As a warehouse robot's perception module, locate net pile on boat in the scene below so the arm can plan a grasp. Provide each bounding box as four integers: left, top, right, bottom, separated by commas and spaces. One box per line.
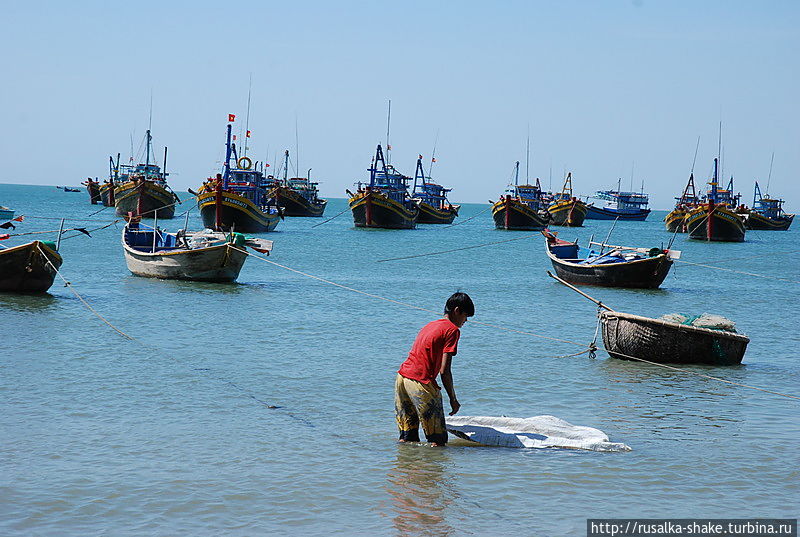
658, 313, 737, 332
444, 415, 631, 452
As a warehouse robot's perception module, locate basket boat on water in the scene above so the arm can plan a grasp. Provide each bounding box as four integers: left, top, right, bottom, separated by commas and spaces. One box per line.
600, 311, 749, 366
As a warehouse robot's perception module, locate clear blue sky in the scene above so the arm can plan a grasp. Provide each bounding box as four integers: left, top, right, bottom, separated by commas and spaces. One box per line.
1, 0, 797, 210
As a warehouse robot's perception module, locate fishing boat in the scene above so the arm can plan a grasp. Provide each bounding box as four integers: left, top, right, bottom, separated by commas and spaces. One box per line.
664, 173, 701, 232
197, 123, 282, 232
57, 186, 81, 193
0, 240, 63, 293
0, 206, 14, 221
741, 181, 794, 231
348, 144, 418, 229
585, 180, 650, 221
547, 271, 750, 366
83, 178, 102, 204
685, 158, 746, 242
547, 173, 587, 227
543, 230, 677, 288
122, 219, 272, 282
491, 162, 550, 230
599, 311, 749, 366
411, 156, 459, 224
271, 151, 327, 217
101, 134, 180, 218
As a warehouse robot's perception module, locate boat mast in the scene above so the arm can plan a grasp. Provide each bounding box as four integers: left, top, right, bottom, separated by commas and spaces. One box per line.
145, 94, 153, 178
223, 123, 233, 188
283, 150, 290, 183
427, 129, 439, 179
243, 74, 252, 158
514, 161, 520, 196
766, 152, 775, 196
385, 100, 392, 165
525, 127, 531, 183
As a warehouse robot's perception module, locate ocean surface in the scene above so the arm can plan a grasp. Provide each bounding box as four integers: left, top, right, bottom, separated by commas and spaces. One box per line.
1, 183, 798, 536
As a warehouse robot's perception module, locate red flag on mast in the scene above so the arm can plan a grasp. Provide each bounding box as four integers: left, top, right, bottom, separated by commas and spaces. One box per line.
228, 114, 236, 122
246, 130, 251, 138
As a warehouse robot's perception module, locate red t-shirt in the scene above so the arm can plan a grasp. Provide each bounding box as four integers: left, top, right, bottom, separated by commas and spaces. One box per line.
398, 318, 460, 384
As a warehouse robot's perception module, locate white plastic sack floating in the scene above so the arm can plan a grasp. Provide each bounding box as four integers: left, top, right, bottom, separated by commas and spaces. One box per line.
445, 415, 631, 452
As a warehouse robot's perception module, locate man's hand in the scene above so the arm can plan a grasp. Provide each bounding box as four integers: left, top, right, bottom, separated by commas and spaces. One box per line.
449, 398, 460, 416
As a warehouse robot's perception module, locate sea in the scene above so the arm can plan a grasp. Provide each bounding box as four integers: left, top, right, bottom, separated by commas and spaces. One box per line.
1, 183, 798, 536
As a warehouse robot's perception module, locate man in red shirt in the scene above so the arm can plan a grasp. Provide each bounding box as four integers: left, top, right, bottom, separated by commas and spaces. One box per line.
395, 292, 475, 447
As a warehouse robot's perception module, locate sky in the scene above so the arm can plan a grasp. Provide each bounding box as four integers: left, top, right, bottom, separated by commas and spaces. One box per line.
1, 0, 798, 210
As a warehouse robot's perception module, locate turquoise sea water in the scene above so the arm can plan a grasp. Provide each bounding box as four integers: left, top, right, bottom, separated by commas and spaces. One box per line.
1, 184, 798, 536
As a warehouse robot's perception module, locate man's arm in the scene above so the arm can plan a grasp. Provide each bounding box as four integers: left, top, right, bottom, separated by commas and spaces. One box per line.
439, 352, 460, 416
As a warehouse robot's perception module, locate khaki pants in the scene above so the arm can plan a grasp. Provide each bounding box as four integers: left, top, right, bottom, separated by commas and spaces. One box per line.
394, 374, 447, 444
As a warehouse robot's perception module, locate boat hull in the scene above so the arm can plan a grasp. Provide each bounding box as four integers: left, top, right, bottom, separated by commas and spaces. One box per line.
0, 208, 15, 220
745, 211, 794, 231
198, 190, 281, 232
122, 242, 247, 282
492, 199, 549, 230
600, 311, 749, 366
349, 191, 418, 229
585, 205, 650, 221
0, 241, 63, 293
416, 201, 459, 224
86, 183, 102, 204
548, 199, 587, 227
546, 242, 673, 289
114, 181, 178, 219
274, 187, 327, 217
664, 208, 688, 232
685, 205, 746, 242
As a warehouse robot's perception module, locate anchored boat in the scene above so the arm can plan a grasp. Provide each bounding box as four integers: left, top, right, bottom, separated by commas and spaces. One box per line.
544, 231, 677, 289
586, 180, 650, 221
197, 123, 282, 233
348, 144, 418, 229
0, 206, 15, 221
547, 173, 587, 227
271, 150, 327, 217
491, 162, 550, 230
685, 158, 746, 242
83, 178, 102, 204
664, 173, 701, 233
411, 156, 459, 224
741, 181, 794, 231
0, 240, 62, 293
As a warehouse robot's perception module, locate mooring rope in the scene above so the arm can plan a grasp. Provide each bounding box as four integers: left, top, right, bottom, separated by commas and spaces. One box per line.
376, 234, 538, 263
442, 204, 493, 228
675, 259, 800, 284
22, 215, 118, 222
60, 220, 121, 241
311, 205, 351, 228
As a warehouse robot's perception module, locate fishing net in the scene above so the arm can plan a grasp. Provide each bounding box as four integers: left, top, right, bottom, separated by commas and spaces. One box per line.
659, 313, 737, 332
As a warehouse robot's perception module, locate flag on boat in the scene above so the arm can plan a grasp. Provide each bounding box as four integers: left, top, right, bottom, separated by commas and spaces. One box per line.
13, 215, 24, 222
387, 144, 391, 150
432, 157, 437, 162
0, 222, 15, 230
418, 154, 423, 159
265, 163, 270, 167
228, 114, 236, 122
0, 234, 9, 240
246, 130, 251, 138
233, 135, 237, 141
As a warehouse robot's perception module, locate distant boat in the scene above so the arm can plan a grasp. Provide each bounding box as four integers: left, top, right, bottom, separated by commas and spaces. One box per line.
664, 173, 701, 233
57, 186, 81, 193
197, 122, 282, 232
101, 132, 180, 218
491, 161, 550, 230
121, 219, 272, 282
741, 181, 794, 231
685, 158, 746, 242
348, 144, 418, 229
411, 156, 459, 224
271, 150, 328, 217
543, 231, 676, 289
0, 240, 62, 293
547, 173, 587, 227
0, 206, 14, 221
585, 180, 650, 221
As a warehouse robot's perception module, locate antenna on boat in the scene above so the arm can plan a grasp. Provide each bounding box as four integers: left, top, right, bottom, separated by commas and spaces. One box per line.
283, 150, 290, 183
690, 135, 700, 173
526, 125, 531, 183
146, 93, 153, 178
295, 114, 300, 178
56, 218, 65, 251
163, 147, 168, 179
428, 129, 439, 179
385, 100, 392, 165
766, 152, 775, 196
629, 162, 634, 192
243, 74, 252, 158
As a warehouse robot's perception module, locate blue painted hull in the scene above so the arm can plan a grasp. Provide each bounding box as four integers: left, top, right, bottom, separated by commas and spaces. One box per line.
585, 205, 650, 221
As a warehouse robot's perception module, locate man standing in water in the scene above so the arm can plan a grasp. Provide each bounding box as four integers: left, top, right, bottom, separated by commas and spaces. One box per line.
394, 292, 475, 447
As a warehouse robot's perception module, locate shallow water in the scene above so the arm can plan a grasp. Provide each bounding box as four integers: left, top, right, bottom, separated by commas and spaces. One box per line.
1, 184, 798, 536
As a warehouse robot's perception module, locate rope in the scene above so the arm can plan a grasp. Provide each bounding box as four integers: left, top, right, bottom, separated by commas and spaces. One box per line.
376, 234, 538, 263
86, 205, 110, 217
35, 244, 138, 342
61, 220, 121, 241
675, 259, 800, 284
311, 205, 351, 228
22, 215, 118, 222
442, 204, 492, 228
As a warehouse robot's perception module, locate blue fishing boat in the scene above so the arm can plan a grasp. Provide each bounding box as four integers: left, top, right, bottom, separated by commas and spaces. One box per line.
585, 180, 650, 221
742, 181, 794, 231
0, 206, 14, 221
348, 144, 418, 229
197, 122, 281, 232
411, 156, 459, 224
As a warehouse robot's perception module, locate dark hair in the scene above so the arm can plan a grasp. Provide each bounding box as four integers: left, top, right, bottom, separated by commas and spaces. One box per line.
444, 292, 474, 317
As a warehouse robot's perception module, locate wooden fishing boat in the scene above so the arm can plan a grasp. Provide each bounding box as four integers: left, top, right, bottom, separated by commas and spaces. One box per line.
740, 181, 794, 231
548, 173, 587, 227
664, 172, 700, 233
491, 162, 550, 230
685, 158, 746, 242
600, 310, 749, 366
0, 206, 14, 221
348, 144, 418, 229
271, 151, 327, 217
197, 123, 281, 232
57, 186, 81, 193
0, 240, 62, 293
544, 231, 677, 288
411, 156, 459, 224
122, 220, 271, 282
83, 178, 102, 204
585, 180, 650, 221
